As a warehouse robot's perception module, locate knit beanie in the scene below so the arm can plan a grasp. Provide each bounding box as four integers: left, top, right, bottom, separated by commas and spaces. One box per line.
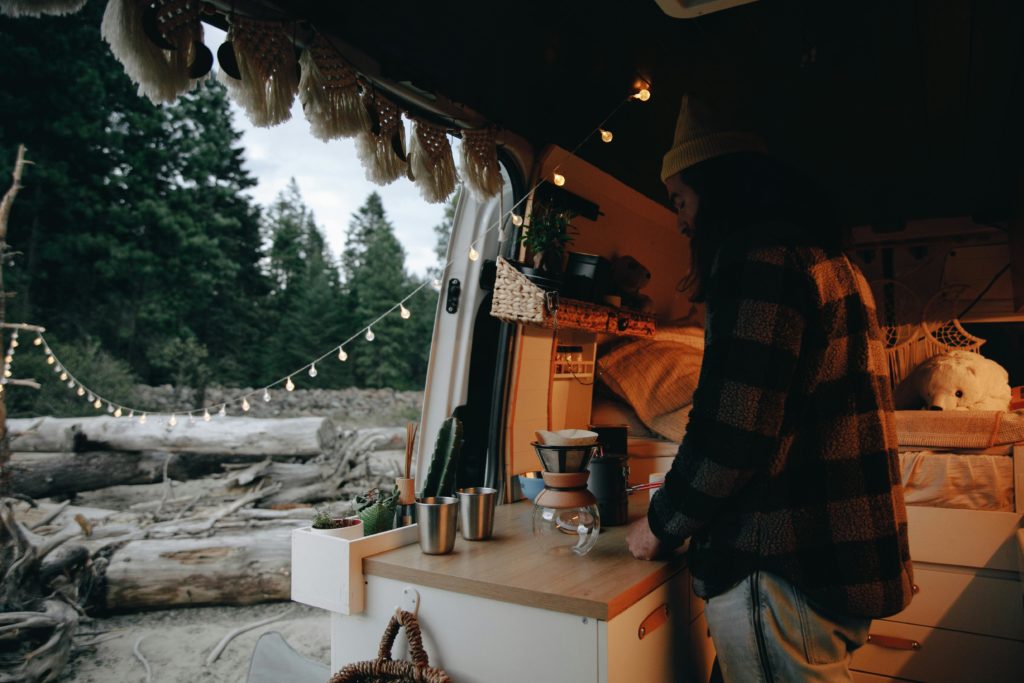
660, 94, 766, 182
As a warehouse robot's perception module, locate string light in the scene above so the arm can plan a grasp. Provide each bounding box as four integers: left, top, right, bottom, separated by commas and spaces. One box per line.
308, 362, 317, 378
114, 407, 123, 417
431, 278, 442, 292
46, 355, 55, 365
285, 376, 295, 391
552, 172, 566, 186
218, 405, 226, 417
169, 414, 177, 426
633, 87, 651, 101
87, 393, 94, 402
76, 387, 85, 397
511, 213, 523, 227
468, 246, 480, 261
400, 303, 411, 319
33, 336, 42, 346
203, 409, 211, 422
67, 380, 75, 388
59, 372, 68, 381
337, 346, 348, 362
93, 398, 102, 409
139, 413, 147, 424
106, 402, 114, 413
188, 414, 196, 425
242, 397, 251, 412
128, 410, 134, 420
365, 327, 375, 342
4, 355, 11, 364
263, 388, 271, 402
600, 129, 613, 143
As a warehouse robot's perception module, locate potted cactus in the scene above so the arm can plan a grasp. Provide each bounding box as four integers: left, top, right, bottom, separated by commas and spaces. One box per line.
310, 504, 363, 539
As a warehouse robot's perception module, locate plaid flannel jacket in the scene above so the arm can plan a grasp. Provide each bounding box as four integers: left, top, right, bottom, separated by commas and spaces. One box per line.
648, 238, 914, 619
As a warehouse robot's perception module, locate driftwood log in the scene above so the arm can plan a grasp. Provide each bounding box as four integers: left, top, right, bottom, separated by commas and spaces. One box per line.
103, 527, 292, 611
6, 416, 336, 455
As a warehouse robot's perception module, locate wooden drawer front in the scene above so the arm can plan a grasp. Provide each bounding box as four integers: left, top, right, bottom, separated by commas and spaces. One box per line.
891, 566, 1023, 640
851, 620, 1024, 683
906, 505, 1022, 572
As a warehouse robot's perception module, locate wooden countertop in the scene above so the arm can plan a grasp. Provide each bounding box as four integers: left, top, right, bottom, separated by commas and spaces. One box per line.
363, 500, 685, 620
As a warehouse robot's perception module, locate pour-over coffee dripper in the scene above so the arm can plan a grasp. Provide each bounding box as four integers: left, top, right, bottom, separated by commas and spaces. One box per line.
530, 440, 602, 556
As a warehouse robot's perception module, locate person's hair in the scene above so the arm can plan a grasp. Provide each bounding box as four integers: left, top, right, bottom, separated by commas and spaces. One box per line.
676, 152, 842, 302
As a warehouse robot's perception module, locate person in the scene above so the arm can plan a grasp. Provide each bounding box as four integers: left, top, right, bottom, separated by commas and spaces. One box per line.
626, 95, 914, 682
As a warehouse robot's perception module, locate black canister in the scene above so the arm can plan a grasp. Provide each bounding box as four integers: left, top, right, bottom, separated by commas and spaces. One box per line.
588, 424, 628, 456
587, 454, 629, 526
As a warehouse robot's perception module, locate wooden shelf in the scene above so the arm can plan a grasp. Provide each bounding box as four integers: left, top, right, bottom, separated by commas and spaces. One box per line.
539, 297, 656, 338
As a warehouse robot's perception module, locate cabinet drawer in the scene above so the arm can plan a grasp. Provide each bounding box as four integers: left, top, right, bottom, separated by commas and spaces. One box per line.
851, 620, 1024, 683
890, 565, 1023, 640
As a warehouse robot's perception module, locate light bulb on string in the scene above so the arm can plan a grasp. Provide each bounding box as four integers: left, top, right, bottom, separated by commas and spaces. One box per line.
67, 380, 75, 388
4, 355, 11, 363
33, 336, 42, 346
114, 407, 122, 418
3, 370, 10, 378
203, 409, 211, 422
188, 414, 195, 425
365, 327, 375, 342
553, 172, 566, 187
337, 346, 348, 362
87, 393, 94, 402
106, 402, 114, 413
600, 129, 614, 143
285, 376, 295, 392
46, 355, 55, 365
169, 414, 177, 427
93, 398, 102, 409
77, 387, 85, 397
54, 364, 62, 374
511, 213, 523, 227
242, 397, 251, 412
633, 87, 651, 101
431, 278, 442, 292
468, 246, 480, 261
263, 388, 271, 402
308, 363, 317, 378
218, 405, 226, 417
400, 303, 411, 319
139, 413, 147, 424
128, 410, 134, 420
11, 340, 18, 349
59, 372, 68, 381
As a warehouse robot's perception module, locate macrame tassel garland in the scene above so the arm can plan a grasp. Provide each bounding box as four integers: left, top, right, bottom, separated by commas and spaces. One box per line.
460, 127, 503, 200
0, 0, 87, 17
409, 120, 458, 203
299, 35, 369, 140
217, 16, 299, 127
356, 93, 407, 185
101, 0, 206, 104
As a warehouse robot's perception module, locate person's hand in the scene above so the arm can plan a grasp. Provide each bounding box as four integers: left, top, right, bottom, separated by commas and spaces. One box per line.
626, 517, 666, 560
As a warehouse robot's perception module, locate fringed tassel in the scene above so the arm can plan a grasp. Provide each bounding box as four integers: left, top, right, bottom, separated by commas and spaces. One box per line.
217, 16, 298, 127
299, 35, 369, 140
0, 0, 87, 17
355, 93, 407, 185
409, 120, 458, 203
460, 127, 503, 201
101, 0, 205, 104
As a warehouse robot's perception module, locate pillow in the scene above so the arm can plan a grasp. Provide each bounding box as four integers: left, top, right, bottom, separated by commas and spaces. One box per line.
590, 396, 661, 440
597, 336, 703, 442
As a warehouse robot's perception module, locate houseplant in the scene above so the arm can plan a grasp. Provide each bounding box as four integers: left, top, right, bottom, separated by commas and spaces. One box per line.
520, 201, 574, 277
310, 504, 364, 539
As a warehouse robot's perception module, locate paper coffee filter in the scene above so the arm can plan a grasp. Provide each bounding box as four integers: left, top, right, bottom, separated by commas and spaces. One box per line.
534, 429, 599, 446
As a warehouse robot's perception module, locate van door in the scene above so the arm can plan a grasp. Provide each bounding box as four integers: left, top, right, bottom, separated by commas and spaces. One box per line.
416, 162, 522, 494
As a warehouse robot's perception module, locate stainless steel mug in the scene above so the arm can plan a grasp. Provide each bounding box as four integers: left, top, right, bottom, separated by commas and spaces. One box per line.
415, 496, 458, 554
457, 487, 497, 541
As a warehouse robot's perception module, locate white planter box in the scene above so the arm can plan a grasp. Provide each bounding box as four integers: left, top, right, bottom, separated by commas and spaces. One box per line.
291, 524, 418, 614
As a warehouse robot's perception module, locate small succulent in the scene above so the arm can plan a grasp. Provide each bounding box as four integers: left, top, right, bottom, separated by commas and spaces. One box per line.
311, 504, 337, 529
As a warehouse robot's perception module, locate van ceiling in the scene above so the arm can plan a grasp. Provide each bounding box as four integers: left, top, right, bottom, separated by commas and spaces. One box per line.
262, 0, 1023, 230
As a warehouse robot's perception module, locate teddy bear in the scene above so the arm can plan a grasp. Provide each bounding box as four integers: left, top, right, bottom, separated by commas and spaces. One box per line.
609, 255, 653, 312
894, 350, 1011, 411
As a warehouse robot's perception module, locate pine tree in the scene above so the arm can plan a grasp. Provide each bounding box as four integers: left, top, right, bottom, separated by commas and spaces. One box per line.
342, 193, 423, 389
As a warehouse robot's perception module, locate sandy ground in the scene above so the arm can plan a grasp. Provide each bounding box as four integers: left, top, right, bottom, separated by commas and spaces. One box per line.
61, 602, 331, 683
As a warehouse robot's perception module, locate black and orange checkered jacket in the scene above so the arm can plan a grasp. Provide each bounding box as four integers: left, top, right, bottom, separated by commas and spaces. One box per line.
648, 239, 914, 619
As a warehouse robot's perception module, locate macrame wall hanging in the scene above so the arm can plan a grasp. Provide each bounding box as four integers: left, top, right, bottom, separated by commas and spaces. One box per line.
460, 127, 503, 201
0, 0, 87, 17
298, 34, 370, 141
356, 92, 407, 184
217, 15, 299, 127
874, 281, 986, 388
409, 120, 458, 203
101, 0, 209, 104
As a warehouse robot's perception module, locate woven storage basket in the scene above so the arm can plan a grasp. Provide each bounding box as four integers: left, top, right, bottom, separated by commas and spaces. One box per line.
329, 609, 452, 683
491, 257, 655, 337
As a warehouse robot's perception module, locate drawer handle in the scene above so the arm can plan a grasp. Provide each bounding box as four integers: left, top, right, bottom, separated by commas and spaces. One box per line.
912, 583, 920, 594
638, 604, 670, 640
867, 633, 921, 650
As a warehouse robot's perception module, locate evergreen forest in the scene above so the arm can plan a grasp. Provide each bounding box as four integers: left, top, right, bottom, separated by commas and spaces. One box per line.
0, 5, 452, 416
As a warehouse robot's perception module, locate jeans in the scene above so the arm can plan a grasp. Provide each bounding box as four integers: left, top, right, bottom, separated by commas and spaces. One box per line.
704, 571, 870, 683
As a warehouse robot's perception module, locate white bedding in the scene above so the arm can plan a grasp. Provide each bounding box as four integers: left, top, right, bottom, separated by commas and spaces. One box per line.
900, 450, 1015, 512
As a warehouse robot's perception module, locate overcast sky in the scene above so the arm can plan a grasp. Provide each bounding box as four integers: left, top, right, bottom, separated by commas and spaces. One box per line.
205, 27, 446, 276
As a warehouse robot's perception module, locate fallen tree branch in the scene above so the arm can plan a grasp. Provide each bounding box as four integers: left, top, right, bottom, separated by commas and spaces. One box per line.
204, 605, 296, 666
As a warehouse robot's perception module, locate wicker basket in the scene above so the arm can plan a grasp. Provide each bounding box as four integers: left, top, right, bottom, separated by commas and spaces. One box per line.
490, 257, 655, 337
329, 609, 452, 683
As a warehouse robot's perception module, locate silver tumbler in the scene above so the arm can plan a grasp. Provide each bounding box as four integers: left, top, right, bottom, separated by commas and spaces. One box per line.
457, 487, 497, 541
415, 496, 458, 555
